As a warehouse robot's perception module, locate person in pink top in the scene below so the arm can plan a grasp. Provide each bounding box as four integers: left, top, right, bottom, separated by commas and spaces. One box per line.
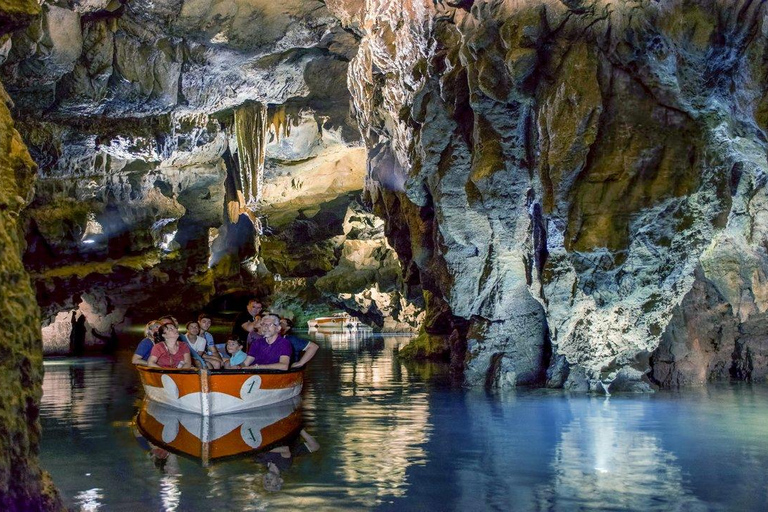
148, 324, 192, 369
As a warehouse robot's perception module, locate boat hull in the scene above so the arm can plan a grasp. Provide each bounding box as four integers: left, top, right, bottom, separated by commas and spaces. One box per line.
308, 314, 361, 330
136, 366, 303, 416
136, 396, 303, 464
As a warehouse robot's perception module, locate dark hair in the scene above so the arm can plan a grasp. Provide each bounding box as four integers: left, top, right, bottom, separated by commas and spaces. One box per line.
185, 320, 200, 331
281, 317, 294, 330
155, 323, 177, 343
226, 336, 244, 355
198, 313, 212, 322
158, 315, 178, 327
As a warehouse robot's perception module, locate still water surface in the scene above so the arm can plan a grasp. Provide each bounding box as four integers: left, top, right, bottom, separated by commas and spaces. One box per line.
41, 332, 768, 511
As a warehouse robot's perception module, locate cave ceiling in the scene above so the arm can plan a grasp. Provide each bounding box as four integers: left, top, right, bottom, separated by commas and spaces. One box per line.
0, 0, 419, 343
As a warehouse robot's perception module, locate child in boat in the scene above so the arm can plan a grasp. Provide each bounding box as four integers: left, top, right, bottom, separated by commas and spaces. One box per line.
222, 337, 247, 368
186, 320, 221, 369
199, 313, 226, 364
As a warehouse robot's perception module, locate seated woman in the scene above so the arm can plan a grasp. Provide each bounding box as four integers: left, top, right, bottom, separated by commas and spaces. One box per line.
147, 324, 192, 369
185, 320, 221, 369
222, 337, 247, 368
132, 320, 161, 366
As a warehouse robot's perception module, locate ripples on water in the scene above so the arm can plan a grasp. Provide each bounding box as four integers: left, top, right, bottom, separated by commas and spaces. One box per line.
40, 332, 768, 511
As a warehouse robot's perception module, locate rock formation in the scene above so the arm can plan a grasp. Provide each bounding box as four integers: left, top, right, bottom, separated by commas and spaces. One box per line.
4, 0, 768, 391
328, 0, 768, 390
0, 2, 63, 509
1, 0, 420, 353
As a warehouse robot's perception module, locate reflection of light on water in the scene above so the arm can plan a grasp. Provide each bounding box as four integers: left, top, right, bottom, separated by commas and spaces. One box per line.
328, 335, 430, 507
74, 488, 104, 511
542, 398, 706, 511
41, 363, 113, 430
160, 475, 181, 511
310, 329, 373, 350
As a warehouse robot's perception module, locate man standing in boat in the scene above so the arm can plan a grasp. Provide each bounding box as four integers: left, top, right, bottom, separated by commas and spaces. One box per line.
235, 313, 292, 370
232, 298, 263, 343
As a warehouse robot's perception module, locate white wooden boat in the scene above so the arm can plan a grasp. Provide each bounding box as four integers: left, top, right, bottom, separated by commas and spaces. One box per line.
136, 366, 303, 416
307, 312, 361, 330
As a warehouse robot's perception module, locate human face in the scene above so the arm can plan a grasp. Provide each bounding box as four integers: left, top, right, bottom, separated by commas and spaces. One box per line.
199, 318, 211, 331
147, 322, 161, 337
259, 316, 280, 338
226, 339, 242, 355
187, 322, 200, 335
279, 318, 289, 334
248, 301, 263, 316
162, 324, 179, 341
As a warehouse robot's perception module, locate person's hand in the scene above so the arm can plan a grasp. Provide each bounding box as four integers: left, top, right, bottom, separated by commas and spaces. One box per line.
291, 362, 304, 369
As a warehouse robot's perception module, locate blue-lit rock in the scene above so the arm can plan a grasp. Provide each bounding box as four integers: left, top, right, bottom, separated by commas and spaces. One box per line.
330, 0, 768, 389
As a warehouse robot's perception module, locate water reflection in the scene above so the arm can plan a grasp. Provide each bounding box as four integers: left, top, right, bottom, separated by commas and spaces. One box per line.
305, 333, 430, 508
540, 397, 706, 511
39, 342, 768, 511
136, 397, 303, 465
309, 328, 373, 350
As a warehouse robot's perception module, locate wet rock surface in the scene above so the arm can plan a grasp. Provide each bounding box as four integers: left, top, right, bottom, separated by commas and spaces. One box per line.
4, 0, 768, 391
0, 1, 63, 505
328, 0, 768, 389
1, 0, 420, 354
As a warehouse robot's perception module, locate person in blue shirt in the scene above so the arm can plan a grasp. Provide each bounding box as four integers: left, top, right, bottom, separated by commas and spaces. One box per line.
222, 337, 248, 368
198, 313, 224, 368
280, 317, 319, 369
132, 320, 162, 365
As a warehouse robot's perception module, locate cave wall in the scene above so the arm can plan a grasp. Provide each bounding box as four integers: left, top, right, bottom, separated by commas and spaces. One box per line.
328, 0, 768, 389
0, 2, 63, 508
1, 0, 421, 352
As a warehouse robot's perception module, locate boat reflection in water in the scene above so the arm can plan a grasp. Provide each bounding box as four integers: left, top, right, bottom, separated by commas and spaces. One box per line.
309, 327, 373, 350
136, 396, 303, 466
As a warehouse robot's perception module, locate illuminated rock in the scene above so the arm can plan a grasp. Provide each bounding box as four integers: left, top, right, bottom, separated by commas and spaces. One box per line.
330, 0, 768, 388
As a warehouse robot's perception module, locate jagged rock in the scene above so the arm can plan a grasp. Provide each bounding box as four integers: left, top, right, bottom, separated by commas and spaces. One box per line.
327, 0, 768, 388
0, 67, 63, 508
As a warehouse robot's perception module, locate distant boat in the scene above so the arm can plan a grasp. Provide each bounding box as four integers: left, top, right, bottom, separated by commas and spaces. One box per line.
136, 396, 302, 465
307, 312, 362, 330
135, 366, 303, 416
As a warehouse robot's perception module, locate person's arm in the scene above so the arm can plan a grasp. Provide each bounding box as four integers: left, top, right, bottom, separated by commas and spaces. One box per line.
181, 352, 192, 369
203, 342, 223, 364
252, 355, 290, 371
147, 355, 160, 368
291, 341, 319, 368
132, 353, 148, 366
299, 429, 320, 452
233, 355, 255, 369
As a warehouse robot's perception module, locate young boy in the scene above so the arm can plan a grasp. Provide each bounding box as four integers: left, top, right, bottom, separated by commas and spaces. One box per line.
198, 313, 223, 368
222, 337, 247, 368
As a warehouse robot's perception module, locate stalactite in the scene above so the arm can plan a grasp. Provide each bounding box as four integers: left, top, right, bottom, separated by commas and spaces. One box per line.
234, 102, 268, 205
270, 105, 289, 143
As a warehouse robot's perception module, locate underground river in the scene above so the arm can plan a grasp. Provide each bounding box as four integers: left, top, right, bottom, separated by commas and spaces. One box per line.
40, 331, 768, 511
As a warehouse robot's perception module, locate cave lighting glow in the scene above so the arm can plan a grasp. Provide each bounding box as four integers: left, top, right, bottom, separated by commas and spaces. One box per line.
160, 230, 178, 252
73, 487, 104, 512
